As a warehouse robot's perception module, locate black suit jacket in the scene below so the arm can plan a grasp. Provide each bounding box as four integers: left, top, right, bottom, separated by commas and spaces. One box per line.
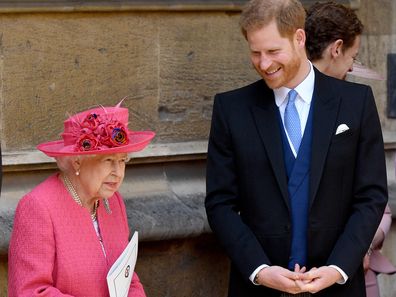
205, 69, 388, 297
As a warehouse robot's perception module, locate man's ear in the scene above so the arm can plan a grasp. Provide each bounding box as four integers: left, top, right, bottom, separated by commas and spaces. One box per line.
295, 28, 306, 48
330, 39, 344, 58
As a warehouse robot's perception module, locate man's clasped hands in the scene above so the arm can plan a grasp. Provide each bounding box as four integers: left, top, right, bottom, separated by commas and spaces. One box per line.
255, 264, 343, 294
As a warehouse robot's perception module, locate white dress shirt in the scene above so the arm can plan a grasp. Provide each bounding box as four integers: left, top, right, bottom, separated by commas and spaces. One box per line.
249, 61, 348, 285
274, 62, 315, 157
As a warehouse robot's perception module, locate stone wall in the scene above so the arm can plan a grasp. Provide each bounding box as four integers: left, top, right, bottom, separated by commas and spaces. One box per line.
1, 0, 396, 296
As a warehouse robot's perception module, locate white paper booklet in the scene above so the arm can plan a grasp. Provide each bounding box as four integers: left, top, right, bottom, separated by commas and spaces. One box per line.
107, 231, 139, 297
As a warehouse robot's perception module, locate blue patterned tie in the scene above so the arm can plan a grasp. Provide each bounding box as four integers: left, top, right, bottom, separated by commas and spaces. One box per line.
284, 89, 302, 153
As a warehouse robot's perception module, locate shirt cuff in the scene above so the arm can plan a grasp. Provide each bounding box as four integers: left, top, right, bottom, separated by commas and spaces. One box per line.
329, 265, 348, 284
249, 264, 269, 285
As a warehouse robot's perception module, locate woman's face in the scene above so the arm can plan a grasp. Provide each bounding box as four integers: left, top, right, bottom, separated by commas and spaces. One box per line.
76, 153, 128, 201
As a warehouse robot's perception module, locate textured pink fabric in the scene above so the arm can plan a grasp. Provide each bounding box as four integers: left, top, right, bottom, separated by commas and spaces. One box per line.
377, 204, 392, 239
8, 173, 146, 297
365, 204, 396, 297
365, 269, 380, 297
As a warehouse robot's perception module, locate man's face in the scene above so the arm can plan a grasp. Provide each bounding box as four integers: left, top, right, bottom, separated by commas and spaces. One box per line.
332, 35, 361, 80
247, 21, 303, 89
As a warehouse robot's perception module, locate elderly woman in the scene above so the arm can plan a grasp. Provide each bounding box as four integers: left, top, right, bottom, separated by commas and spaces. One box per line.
8, 101, 155, 297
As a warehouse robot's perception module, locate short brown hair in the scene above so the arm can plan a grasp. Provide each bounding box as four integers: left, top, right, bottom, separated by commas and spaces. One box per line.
305, 1, 363, 61
240, 0, 306, 39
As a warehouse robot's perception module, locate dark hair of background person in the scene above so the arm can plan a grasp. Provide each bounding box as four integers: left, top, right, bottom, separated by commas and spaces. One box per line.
305, 1, 363, 61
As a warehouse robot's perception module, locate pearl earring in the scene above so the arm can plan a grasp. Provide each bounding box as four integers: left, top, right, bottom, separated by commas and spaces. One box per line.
75, 171, 80, 176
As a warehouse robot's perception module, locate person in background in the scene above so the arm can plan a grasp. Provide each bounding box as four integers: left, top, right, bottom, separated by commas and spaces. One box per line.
305, 1, 361, 80
305, 2, 396, 297
205, 0, 388, 296
0, 144, 2, 195
8, 101, 155, 297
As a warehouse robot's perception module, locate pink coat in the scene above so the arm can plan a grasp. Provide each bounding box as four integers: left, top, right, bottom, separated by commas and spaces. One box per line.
365, 204, 396, 297
8, 174, 146, 297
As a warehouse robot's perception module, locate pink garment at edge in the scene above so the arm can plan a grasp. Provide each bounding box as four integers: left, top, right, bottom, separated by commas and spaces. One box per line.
365, 204, 396, 297
8, 174, 146, 297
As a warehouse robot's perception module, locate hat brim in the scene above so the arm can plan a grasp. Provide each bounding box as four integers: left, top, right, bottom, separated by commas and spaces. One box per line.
349, 62, 384, 81
37, 131, 155, 157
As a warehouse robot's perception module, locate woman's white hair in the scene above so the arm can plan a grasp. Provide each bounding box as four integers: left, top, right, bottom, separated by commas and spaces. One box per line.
55, 153, 131, 174
55, 156, 79, 174
55, 155, 97, 174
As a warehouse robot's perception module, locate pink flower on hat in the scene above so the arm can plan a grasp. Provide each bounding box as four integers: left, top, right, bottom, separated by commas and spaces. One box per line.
110, 126, 129, 146
76, 134, 99, 151
74, 113, 129, 152
81, 113, 100, 130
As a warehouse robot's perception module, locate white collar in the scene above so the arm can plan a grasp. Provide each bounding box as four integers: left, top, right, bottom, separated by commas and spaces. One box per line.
274, 61, 315, 107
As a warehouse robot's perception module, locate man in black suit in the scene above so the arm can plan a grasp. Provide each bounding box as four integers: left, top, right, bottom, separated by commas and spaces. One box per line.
205, 0, 388, 296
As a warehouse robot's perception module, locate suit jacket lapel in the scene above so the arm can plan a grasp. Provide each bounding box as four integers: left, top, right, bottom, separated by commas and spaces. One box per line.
250, 83, 289, 209
310, 70, 341, 206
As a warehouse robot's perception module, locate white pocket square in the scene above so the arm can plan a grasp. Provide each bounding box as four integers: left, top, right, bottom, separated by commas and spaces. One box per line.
335, 124, 349, 135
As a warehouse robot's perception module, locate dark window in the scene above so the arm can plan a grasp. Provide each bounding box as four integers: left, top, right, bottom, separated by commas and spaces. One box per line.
387, 54, 396, 118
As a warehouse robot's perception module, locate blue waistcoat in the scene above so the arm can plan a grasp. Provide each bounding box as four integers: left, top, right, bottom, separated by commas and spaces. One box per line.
278, 102, 314, 270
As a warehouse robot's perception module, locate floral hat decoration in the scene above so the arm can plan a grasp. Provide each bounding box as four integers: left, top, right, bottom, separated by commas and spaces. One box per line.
37, 100, 155, 157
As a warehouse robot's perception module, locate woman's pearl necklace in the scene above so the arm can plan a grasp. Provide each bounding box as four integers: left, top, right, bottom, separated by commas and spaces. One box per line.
61, 174, 98, 221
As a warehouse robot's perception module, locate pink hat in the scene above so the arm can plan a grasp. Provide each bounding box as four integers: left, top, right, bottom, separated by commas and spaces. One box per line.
37, 101, 155, 157
349, 62, 384, 81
